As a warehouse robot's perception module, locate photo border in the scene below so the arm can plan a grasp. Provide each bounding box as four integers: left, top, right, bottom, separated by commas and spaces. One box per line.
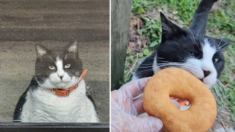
0, 123, 109, 132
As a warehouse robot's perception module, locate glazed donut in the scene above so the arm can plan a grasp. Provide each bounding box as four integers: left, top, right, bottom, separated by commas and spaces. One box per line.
143, 67, 217, 132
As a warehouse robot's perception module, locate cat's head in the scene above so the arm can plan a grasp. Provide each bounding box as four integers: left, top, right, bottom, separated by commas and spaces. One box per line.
34, 41, 83, 89
156, 13, 232, 88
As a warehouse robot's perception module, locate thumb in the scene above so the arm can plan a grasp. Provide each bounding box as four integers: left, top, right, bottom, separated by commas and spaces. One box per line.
128, 116, 163, 132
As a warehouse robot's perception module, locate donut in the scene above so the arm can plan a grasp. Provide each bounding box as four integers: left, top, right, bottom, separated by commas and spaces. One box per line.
143, 67, 217, 132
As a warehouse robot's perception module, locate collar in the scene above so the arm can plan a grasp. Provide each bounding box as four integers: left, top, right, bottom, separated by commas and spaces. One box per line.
52, 69, 87, 97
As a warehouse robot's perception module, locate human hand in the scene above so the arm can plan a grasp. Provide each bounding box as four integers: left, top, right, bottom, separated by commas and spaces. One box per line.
111, 77, 180, 132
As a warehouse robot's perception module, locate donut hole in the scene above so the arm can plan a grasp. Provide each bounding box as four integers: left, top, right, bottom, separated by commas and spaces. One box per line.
169, 96, 191, 111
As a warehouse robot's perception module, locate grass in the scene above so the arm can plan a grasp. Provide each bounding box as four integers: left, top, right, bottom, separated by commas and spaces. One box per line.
124, 0, 235, 123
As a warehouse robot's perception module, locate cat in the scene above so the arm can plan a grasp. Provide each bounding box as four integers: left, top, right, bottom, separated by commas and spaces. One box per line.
133, 0, 234, 131
13, 41, 99, 122
131, 0, 232, 89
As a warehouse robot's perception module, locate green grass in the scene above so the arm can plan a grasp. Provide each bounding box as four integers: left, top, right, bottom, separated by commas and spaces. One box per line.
125, 0, 235, 122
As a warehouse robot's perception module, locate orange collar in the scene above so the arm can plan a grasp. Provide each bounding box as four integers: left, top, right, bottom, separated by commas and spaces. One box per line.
52, 69, 87, 97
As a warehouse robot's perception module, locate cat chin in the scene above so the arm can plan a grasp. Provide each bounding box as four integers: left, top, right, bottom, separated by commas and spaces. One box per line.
203, 76, 217, 89
179, 67, 216, 89
190, 73, 216, 89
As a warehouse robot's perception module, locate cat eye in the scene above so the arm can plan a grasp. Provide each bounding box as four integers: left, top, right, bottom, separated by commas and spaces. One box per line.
190, 52, 195, 56
214, 58, 219, 63
64, 64, 71, 69
49, 65, 56, 70
190, 51, 201, 59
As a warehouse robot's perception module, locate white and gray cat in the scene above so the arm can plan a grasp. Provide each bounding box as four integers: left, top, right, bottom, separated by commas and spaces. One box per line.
13, 41, 99, 122
132, 0, 232, 89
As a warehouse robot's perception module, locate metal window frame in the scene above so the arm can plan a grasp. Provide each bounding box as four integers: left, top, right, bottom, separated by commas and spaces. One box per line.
0, 123, 109, 132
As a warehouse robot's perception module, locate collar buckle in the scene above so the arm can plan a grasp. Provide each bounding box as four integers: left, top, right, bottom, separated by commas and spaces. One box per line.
53, 89, 70, 97
66, 90, 70, 96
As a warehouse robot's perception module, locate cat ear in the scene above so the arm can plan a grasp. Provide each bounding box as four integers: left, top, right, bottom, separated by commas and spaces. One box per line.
35, 44, 48, 58
64, 41, 79, 58
216, 38, 232, 49
160, 12, 185, 41
66, 41, 78, 53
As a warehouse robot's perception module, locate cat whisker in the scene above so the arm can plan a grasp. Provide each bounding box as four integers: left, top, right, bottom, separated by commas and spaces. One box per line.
138, 63, 154, 66
137, 68, 153, 74
157, 56, 165, 59
217, 42, 231, 50
157, 60, 171, 63
157, 63, 200, 82
182, 67, 195, 74
213, 83, 226, 105
181, 66, 198, 76
215, 80, 226, 90
216, 79, 224, 86
158, 63, 182, 68
136, 66, 153, 68
158, 65, 182, 68
158, 63, 183, 66
158, 62, 185, 67
213, 80, 229, 106
182, 64, 198, 70
158, 61, 198, 71
183, 65, 197, 71
143, 70, 153, 78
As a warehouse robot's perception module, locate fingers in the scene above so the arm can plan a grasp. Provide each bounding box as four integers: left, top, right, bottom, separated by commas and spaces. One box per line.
111, 90, 119, 101
128, 116, 163, 132
133, 95, 181, 116
133, 97, 180, 115
133, 95, 145, 115
111, 77, 150, 115
119, 77, 151, 99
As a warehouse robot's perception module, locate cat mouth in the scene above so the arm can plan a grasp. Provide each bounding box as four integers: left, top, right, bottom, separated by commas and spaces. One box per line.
184, 69, 204, 82
195, 76, 205, 83
60, 81, 70, 83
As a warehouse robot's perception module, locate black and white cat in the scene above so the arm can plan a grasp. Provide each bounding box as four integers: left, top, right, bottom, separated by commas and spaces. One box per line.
132, 0, 232, 89
133, 0, 234, 131
13, 41, 99, 122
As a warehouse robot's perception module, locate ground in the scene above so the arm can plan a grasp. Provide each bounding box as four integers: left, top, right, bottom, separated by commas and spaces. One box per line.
0, 0, 109, 122
124, 0, 235, 130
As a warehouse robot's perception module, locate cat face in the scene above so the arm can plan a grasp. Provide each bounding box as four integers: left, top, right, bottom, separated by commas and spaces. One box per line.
156, 13, 231, 88
34, 41, 83, 89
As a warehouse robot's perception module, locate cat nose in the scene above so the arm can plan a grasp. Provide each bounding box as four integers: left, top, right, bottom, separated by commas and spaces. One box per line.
58, 75, 63, 80
57, 72, 64, 80
203, 70, 211, 77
